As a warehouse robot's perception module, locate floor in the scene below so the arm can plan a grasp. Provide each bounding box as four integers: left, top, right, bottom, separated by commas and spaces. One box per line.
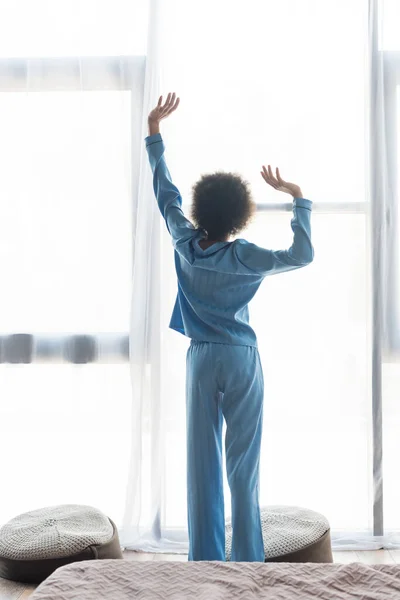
1, 551, 400, 599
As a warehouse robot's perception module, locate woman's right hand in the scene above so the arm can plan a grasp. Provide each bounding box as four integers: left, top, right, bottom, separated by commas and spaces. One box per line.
261, 165, 303, 199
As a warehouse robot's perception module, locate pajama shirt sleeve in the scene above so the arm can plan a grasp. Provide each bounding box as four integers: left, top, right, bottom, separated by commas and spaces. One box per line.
234, 198, 314, 276
145, 133, 197, 245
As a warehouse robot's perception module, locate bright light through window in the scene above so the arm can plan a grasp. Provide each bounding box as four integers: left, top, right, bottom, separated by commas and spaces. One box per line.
382, 0, 400, 50
0, 0, 149, 57
0, 91, 132, 333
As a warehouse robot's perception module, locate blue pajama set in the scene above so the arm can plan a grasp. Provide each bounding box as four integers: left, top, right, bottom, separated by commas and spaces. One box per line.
146, 133, 314, 562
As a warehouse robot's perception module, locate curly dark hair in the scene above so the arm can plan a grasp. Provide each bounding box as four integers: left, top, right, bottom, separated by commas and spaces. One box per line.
190, 172, 255, 240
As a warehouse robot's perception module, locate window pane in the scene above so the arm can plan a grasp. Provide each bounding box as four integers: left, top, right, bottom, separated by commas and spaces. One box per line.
0, 91, 131, 333
0, 0, 149, 57
164, 0, 366, 205
248, 212, 370, 531
0, 364, 132, 524
381, 0, 400, 50
163, 212, 371, 532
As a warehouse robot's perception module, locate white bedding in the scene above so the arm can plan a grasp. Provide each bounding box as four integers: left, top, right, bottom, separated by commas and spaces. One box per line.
31, 559, 400, 599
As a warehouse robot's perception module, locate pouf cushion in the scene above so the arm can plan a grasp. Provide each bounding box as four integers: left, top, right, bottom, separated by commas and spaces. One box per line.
0, 505, 123, 583
226, 505, 333, 563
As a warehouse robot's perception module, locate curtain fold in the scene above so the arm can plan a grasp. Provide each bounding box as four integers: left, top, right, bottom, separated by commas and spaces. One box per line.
0, 1, 147, 529
121, 0, 189, 551
0, 69, 136, 525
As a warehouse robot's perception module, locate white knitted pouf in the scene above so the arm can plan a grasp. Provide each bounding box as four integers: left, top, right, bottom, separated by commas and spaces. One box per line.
226, 506, 332, 562
0, 505, 112, 561
0, 504, 122, 583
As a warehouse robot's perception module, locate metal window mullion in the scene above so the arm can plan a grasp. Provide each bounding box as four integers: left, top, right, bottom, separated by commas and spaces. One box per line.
181, 202, 366, 214
0, 56, 145, 92
369, 0, 384, 538
255, 202, 366, 214
0, 333, 129, 364
383, 55, 400, 353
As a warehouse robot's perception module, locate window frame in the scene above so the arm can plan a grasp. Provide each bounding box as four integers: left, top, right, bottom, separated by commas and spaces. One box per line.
0, 47, 388, 543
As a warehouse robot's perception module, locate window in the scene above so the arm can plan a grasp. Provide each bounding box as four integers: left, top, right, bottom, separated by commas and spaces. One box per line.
0, 1, 148, 524
0, 0, 148, 58
158, 0, 371, 532
0, 56, 144, 363
0, 90, 131, 334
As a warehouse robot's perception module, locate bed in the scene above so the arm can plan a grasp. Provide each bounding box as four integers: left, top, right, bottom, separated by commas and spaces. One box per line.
30, 559, 400, 599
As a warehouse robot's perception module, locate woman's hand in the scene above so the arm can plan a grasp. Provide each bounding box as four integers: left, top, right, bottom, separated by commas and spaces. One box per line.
261, 165, 303, 199
148, 93, 180, 135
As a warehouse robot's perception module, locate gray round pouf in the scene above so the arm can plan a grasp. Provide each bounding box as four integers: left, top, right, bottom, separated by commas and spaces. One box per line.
0, 505, 123, 583
226, 506, 333, 563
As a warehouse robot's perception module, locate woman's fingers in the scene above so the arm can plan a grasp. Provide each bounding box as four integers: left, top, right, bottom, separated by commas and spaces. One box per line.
262, 165, 279, 189
261, 166, 270, 185
261, 166, 271, 182
167, 92, 175, 111
261, 170, 270, 185
261, 166, 269, 182
262, 165, 298, 195
167, 93, 178, 111
160, 92, 180, 117
172, 96, 180, 111
276, 167, 286, 186
268, 165, 278, 187
164, 98, 179, 117
159, 93, 171, 115
262, 165, 272, 180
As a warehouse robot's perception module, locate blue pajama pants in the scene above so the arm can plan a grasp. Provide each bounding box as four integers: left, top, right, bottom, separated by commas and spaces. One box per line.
186, 341, 265, 562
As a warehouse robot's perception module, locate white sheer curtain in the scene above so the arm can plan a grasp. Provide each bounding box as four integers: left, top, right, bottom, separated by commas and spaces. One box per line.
122, 0, 400, 552
1, 0, 399, 555
0, 0, 147, 526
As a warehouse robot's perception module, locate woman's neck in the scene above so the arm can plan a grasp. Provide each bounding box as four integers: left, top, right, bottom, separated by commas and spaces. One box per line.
198, 237, 229, 250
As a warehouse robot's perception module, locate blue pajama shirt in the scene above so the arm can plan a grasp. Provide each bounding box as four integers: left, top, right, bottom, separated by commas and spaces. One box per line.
146, 133, 313, 561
